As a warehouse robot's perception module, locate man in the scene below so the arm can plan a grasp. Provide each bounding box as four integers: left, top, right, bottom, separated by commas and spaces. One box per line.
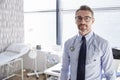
60, 5, 116, 80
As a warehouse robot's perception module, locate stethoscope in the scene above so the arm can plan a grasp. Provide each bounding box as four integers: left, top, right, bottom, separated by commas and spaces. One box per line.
69, 36, 78, 52
69, 33, 97, 52
70, 46, 75, 52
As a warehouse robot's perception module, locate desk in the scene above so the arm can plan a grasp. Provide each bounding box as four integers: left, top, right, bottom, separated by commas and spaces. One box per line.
44, 63, 61, 80
24, 50, 61, 72
44, 63, 120, 80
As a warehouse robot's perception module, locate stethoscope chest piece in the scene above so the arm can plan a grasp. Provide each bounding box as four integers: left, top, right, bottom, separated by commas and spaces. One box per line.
70, 46, 75, 52
69, 35, 77, 52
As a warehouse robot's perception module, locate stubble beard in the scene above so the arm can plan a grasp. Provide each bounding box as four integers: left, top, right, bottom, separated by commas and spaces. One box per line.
78, 24, 90, 35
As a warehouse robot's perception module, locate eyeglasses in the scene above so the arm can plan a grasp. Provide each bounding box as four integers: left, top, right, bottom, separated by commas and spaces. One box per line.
75, 16, 92, 22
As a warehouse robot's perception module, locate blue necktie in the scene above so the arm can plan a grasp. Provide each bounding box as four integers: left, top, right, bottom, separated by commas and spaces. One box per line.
77, 36, 86, 80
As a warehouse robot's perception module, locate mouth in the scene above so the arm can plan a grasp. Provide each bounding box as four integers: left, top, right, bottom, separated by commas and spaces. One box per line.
79, 24, 86, 28
80, 24, 86, 26
78, 24, 87, 30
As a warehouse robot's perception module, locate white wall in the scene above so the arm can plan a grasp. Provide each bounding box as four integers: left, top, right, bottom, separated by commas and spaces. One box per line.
0, 0, 24, 52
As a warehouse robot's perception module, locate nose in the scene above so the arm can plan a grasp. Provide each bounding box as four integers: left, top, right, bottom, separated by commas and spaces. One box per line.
80, 18, 86, 24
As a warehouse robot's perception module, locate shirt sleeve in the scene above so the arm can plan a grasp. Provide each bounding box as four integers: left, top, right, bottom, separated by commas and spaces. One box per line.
101, 41, 116, 80
60, 41, 70, 80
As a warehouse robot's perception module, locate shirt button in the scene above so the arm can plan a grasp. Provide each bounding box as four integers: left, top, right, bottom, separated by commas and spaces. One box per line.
94, 59, 96, 61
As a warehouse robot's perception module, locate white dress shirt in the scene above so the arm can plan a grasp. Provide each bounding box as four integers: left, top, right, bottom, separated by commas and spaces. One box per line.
60, 31, 116, 80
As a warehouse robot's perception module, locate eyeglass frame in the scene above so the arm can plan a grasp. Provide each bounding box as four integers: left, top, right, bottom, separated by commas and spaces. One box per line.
75, 16, 92, 22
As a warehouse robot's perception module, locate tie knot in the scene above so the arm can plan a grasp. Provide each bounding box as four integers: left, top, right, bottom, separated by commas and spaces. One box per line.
82, 36, 86, 41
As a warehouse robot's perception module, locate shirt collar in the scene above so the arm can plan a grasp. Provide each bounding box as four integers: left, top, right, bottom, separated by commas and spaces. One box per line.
77, 31, 94, 41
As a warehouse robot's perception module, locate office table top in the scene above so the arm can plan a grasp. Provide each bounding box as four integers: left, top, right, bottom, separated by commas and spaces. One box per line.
44, 63, 61, 77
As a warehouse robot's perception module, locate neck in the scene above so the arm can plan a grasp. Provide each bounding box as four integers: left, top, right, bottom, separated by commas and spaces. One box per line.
79, 30, 91, 36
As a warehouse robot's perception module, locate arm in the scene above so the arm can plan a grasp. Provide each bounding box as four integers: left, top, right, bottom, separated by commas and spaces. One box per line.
101, 42, 116, 80
60, 42, 70, 80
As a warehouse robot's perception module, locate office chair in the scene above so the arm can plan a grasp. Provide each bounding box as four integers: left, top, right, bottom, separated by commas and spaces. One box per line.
27, 49, 43, 79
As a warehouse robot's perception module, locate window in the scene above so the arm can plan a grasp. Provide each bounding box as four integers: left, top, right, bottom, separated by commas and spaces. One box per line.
24, 0, 120, 48
93, 10, 120, 47
24, 0, 56, 47
60, 0, 120, 47
24, 0, 56, 11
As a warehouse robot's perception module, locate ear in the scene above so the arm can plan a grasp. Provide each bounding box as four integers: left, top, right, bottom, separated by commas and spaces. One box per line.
92, 18, 95, 24
75, 19, 77, 24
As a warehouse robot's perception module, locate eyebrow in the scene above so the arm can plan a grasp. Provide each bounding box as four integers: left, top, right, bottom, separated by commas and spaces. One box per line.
75, 16, 92, 18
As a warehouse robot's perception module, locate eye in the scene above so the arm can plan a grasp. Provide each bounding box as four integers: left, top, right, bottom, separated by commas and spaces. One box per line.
75, 16, 82, 20
84, 16, 92, 22
75, 16, 92, 22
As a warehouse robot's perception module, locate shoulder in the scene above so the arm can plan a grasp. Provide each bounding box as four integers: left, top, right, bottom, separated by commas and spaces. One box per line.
64, 35, 77, 46
94, 33, 110, 48
95, 34, 108, 42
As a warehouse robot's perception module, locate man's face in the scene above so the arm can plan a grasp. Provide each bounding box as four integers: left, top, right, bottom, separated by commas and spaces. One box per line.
75, 10, 95, 35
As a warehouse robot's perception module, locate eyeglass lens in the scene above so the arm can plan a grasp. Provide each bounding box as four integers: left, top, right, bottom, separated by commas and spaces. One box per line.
75, 16, 92, 22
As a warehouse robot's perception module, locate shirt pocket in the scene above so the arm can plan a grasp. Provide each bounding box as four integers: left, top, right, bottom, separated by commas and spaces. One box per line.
86, 52, 101, 65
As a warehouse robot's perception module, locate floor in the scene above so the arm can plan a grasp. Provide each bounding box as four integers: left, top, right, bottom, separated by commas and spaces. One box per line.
6, 69, 46, 80
4, 69, 120, 80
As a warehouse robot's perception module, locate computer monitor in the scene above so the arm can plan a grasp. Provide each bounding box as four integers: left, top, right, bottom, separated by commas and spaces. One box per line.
112, 48, 120, 59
